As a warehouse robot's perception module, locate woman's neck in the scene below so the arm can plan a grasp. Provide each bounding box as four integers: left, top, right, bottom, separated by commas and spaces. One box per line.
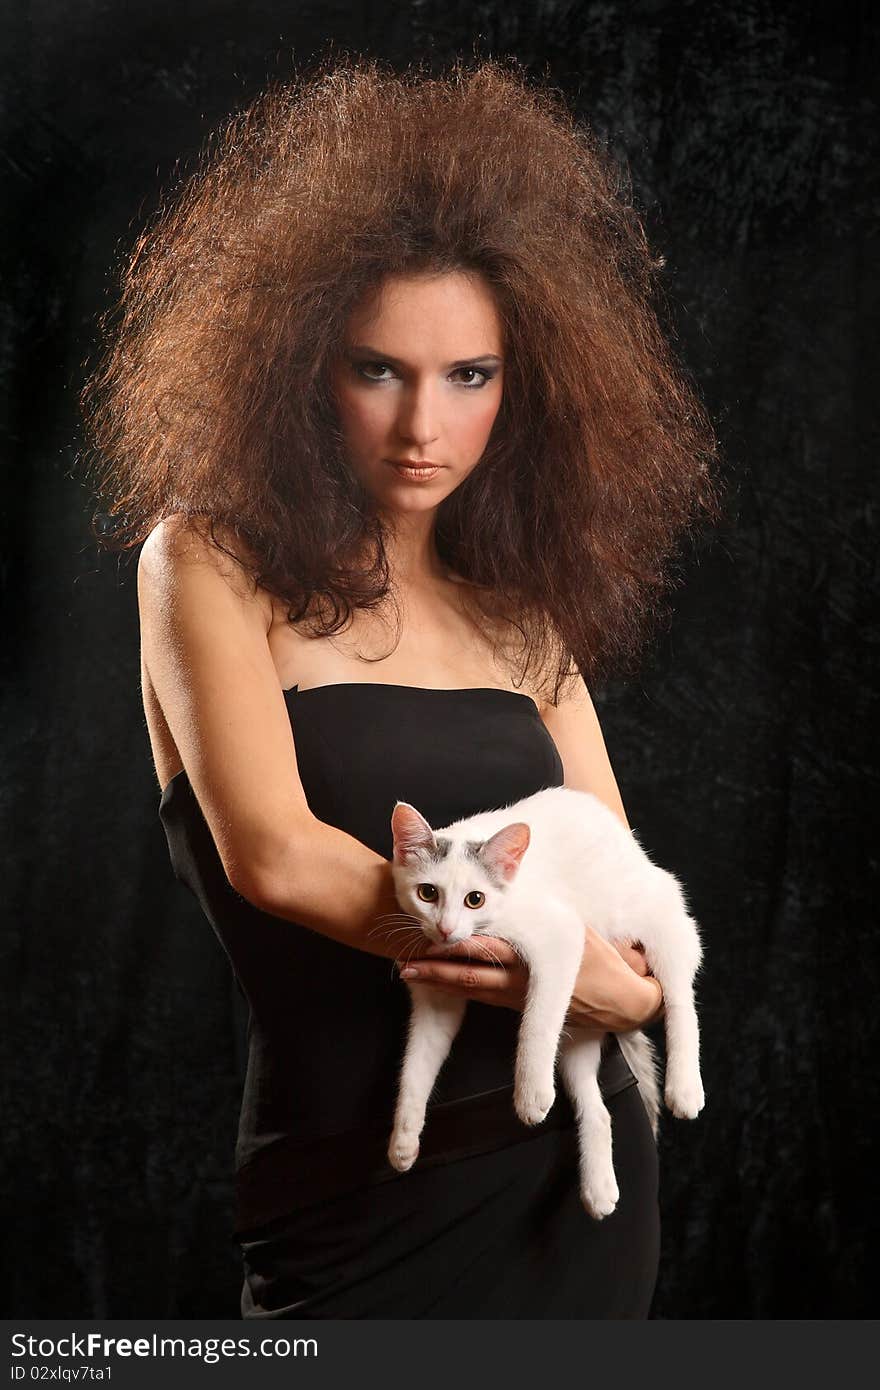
379, 510, 449, 587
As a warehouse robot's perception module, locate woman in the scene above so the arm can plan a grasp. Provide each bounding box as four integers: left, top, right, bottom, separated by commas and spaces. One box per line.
80, 55, 721, 1318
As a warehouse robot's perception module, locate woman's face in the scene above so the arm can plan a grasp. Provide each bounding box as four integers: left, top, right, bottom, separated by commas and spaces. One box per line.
329, 269, 505, 515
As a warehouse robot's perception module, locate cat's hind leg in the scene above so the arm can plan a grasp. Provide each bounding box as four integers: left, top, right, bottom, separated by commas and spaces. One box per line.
388, 984, 467, 1172
558, 1030, 619, 1219
632, 881, 705, 1120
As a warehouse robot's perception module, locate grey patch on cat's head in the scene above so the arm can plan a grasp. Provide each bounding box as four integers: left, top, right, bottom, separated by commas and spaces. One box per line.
432, 836, 487, 863
463, 838, 510, 890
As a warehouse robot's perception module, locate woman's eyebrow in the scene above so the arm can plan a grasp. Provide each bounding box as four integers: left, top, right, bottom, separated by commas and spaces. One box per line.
348, 345, 503, 369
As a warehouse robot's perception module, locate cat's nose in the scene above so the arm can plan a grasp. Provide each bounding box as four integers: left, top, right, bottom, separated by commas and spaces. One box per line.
438, 923, 456, 939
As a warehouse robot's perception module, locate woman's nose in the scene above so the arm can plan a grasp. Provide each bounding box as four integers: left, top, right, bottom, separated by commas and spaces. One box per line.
395, 381, 440, 448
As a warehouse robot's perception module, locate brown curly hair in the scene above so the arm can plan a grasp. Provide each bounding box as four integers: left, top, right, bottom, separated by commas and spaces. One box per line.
79, 51, 723, 702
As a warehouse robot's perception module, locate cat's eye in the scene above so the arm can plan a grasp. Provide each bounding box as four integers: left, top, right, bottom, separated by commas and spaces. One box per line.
417, 884, 439, 903
464, 890, 485, 909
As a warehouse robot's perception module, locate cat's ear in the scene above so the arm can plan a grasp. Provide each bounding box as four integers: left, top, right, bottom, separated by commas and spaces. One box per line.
391, 801, 437, 863
479, 822, 531, 882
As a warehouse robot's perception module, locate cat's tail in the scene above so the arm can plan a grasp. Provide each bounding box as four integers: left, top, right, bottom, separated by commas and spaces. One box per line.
617, 1030, 661, 1141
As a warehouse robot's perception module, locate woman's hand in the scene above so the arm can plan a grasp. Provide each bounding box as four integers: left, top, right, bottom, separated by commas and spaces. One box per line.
565, 927, 665, 1030
397, 925, 664, 1032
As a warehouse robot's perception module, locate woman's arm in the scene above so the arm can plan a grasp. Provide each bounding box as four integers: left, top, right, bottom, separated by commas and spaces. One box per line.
538, 670, 631, 830
538, 670, 665, 1026
139, 517, 418, 964
248, 818, 413, 961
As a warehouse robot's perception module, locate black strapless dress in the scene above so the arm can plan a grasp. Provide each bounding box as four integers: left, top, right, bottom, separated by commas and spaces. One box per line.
158, 683, 660, 1318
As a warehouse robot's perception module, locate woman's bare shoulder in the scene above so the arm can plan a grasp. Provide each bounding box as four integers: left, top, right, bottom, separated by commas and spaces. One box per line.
141, 514, 273, 629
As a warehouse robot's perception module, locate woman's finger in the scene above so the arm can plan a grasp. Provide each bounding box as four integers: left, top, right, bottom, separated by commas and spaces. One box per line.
428, 984, 516, 1009
411, 966, 529, 1012
420, 935, 519, 964
586, 925, 650, 977
615, 941, 651, 976
400, 960, 518, 991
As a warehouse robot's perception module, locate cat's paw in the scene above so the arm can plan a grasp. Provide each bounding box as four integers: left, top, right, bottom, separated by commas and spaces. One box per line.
665, 1072, 705, 1119
581, 1168, 620, 1221
388, 1130, 420, 1172
514, 1080, 556, 1127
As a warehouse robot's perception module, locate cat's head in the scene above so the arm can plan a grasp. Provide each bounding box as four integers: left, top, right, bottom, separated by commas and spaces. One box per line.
390, 801, 530, 945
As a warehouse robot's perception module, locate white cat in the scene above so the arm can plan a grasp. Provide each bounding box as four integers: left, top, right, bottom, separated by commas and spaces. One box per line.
388, 786, 705, 1219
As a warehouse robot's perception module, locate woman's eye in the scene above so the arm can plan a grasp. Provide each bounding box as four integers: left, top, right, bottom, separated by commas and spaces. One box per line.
417, 884, 438, 903
450, 367, 491, 388
357, 361, 394, 382
464, 890, 485, 909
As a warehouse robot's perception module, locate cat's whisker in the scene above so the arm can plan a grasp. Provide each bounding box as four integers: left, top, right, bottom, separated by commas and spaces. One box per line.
389, 939, 418, 979
479, 949, 502, 970
368, 914, 421, 935
505, 940, 528, 967
474, 933, 527, 972
388, 937, 433, 980
367, 922, 424, 942
472, 942, 505, 970
394, 938, 428, 963
370, 925, 424, 942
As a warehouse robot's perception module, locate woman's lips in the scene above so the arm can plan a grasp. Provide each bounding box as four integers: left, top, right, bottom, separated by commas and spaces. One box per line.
385, 460, 443, 481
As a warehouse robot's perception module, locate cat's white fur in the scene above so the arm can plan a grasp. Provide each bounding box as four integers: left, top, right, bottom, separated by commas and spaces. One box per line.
389, 786, 704, 1219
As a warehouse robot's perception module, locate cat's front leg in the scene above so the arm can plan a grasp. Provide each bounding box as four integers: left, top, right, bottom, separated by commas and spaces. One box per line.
559, 1031, 619, 1219
511, 905, 584, 1128
388, 983, 467, 1172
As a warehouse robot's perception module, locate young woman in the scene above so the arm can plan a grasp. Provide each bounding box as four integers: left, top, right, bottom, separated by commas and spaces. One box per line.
81, 55, 721, 1318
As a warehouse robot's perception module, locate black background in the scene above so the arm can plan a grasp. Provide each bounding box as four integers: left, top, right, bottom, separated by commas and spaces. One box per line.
2, 1, 876, 1318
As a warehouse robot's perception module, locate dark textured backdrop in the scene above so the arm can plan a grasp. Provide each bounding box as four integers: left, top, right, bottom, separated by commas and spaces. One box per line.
2, 1, 876, 1318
